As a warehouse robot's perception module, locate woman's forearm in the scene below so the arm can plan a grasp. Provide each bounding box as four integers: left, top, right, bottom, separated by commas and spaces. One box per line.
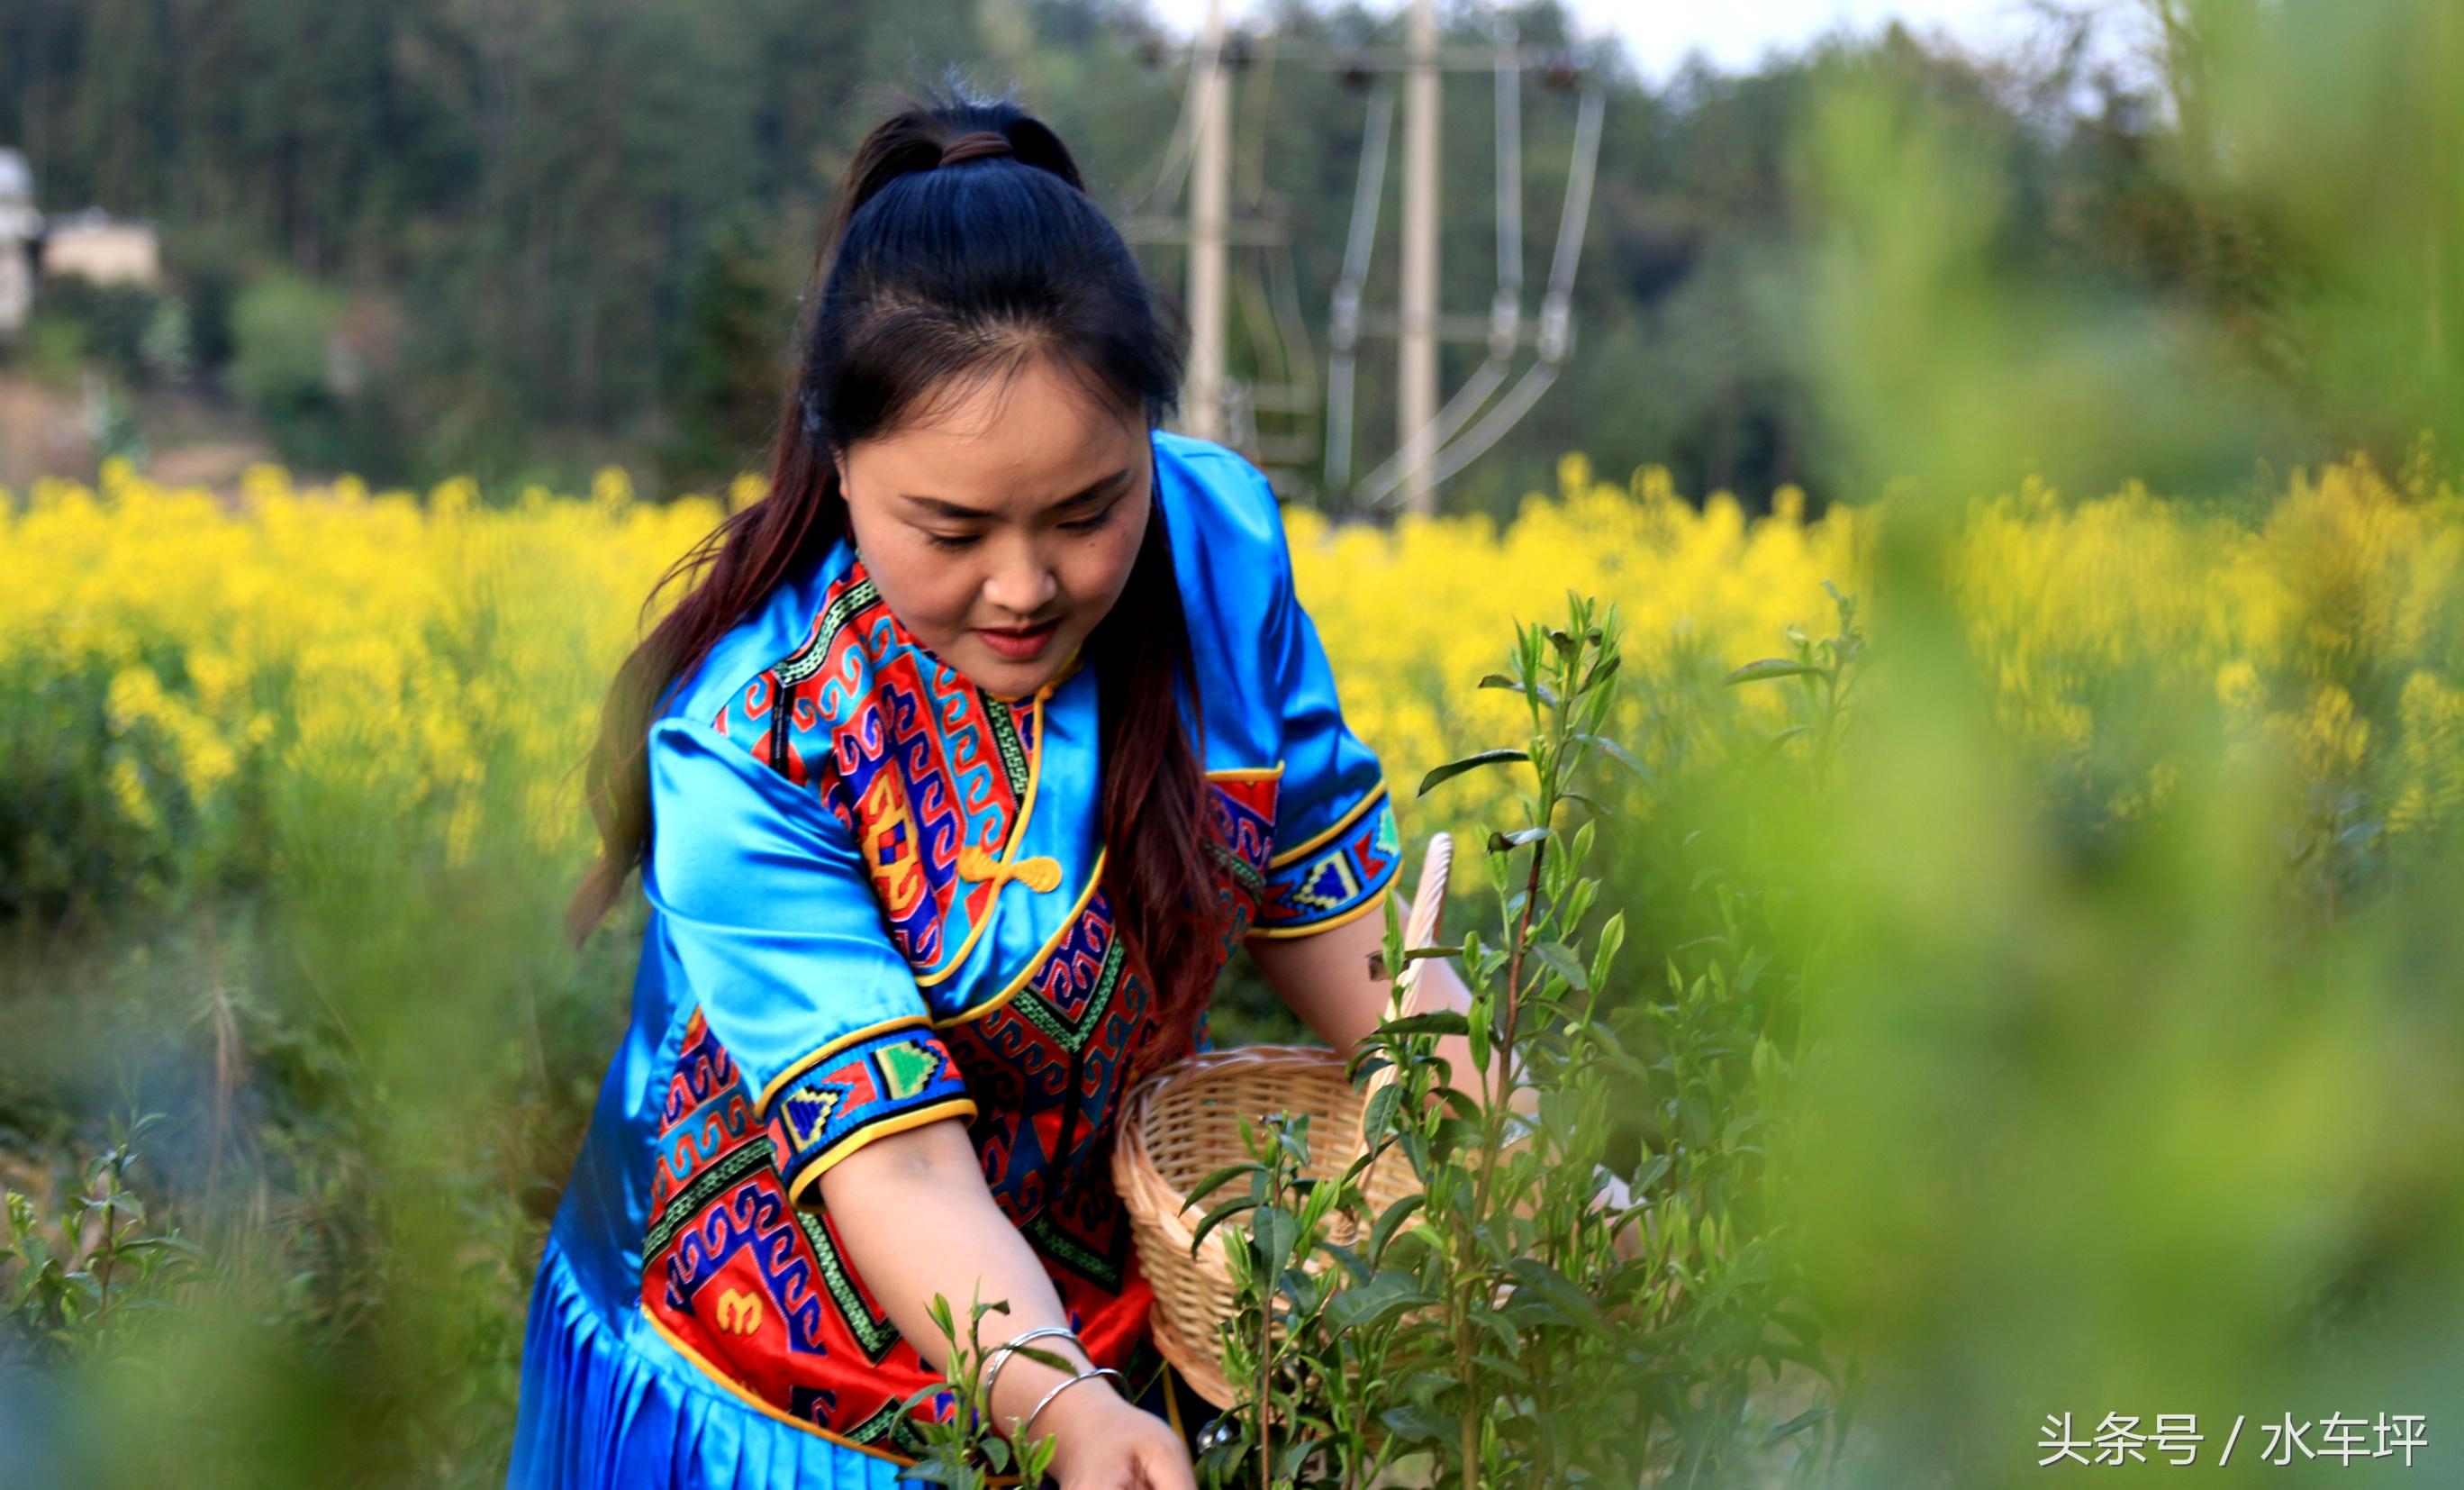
812, 1117, 1115, 1436
1248, 907, 1533, 1111
1249, 908, 1638, 1268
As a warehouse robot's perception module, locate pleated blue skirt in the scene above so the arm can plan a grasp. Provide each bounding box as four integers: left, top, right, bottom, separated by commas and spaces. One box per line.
506, 1230, 1211, 1489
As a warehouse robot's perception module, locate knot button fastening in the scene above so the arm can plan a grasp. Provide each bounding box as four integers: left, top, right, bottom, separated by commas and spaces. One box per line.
956, 846, 1063, 893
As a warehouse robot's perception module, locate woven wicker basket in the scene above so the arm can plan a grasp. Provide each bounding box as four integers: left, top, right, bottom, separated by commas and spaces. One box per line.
1110, 833, 1454, 1409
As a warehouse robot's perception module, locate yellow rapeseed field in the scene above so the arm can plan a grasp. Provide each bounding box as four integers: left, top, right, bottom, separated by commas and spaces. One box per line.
2, 450, 2457, 913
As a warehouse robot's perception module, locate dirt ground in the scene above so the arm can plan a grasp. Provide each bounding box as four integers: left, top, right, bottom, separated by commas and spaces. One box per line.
0, 371, 278, 500
0, 371, 87, 492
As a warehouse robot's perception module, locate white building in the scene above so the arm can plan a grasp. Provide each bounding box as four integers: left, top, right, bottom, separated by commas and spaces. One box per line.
41, 205, 159, 287
0, 149, 41, 341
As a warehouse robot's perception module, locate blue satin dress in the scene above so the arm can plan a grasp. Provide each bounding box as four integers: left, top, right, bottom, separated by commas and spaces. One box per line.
507, 431, 1403, 1487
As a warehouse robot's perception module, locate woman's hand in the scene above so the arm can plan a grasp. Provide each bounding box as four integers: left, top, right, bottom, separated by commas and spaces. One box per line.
1036, 1385, 1199, 1489
1504, 1091, 1650, 1265
1499, 1096, 1647, 1265
1590, 1163, 1645, 1265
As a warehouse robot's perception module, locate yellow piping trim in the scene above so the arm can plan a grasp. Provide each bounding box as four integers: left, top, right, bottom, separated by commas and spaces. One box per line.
916, 680, 1050, 988
781, 1098, 981, 1210
1266, 777, 1391, 869
936, 847, 1108, 1027
642, 1308, 1021, 1478
958, 846, 1063, 892
755, 1013, 937, 1116
1205, 762, 1286, 783
1247, 884, 1398, 940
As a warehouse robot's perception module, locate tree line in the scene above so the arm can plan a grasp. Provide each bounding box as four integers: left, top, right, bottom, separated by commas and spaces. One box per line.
0, 0, 2291, 513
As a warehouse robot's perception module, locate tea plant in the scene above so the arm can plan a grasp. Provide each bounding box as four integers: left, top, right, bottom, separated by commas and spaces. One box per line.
1189, 594, 1844, 1488
1723, 578, 1866, 790
1, 1109, 204, 1372
895, 1286, 1067, 1489
1188, 1110, 1385, 1487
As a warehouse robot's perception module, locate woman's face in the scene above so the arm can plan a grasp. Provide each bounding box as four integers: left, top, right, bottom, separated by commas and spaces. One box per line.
834, 354, 1152, 701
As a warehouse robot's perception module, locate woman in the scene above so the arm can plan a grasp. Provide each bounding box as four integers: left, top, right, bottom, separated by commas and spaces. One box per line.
508, 86, 1468, 1489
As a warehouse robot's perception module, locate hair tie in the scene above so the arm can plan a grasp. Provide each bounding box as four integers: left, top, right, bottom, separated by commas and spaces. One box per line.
799, 387, 822, 437
938, 131, 1014, 168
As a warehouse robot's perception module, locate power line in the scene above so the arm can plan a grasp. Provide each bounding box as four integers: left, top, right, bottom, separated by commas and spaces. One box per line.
1333, 19, 1606, 515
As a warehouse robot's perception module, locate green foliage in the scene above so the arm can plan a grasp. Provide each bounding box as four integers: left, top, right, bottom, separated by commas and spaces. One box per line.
895, 1289, 1065, 1489
2, 7, 2460, 1486
227, 271, 347, 468
0, 715, 637, 1485
137, 296, 195, 386
0, 654, 172, 924
1191, 594, 1845, 1488
1721, 579, 1865, 787
0, 1112, 204, 1371
21, 278, 166, 387
655, 210, 796, 492
15, 313, 89, 391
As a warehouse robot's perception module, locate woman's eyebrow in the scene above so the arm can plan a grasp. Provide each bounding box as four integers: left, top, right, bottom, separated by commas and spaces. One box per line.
898, 468, 1133, 520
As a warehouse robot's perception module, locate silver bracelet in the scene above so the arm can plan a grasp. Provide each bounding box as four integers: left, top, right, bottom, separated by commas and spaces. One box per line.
1019, 1365, 1125, 1442
981, 1324, 1084, 1409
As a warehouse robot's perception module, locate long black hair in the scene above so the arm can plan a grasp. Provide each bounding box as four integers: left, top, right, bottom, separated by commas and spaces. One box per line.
571, 80, 1227, 1059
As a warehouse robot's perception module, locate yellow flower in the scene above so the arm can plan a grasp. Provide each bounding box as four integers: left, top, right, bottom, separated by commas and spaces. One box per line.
3, 450, 2456, 910
2262, 684, 2371, 784
2387, 670, 2464, 836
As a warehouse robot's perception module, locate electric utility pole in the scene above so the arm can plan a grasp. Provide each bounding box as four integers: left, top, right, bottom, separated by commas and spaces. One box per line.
1186, 0, 1231, 442
1396, 0, 1440, 515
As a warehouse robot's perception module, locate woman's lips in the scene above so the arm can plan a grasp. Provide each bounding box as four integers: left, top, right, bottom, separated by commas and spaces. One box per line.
975, 620, 1059, 661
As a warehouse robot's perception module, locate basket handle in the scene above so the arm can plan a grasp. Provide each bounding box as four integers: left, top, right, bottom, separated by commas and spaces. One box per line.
1354, 832, 1453, 1169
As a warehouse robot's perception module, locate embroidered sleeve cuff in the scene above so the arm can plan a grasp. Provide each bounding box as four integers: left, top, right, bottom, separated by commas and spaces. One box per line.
1253, 782, 1403, 938
759, 1017, 977, 1207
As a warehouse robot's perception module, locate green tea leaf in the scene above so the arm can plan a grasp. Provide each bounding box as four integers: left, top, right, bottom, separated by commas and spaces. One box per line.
1532, 940, 1589, 993
1418, 749, 1530, 797
1319, 1240, 1371, 1283
1570, 731, 1651, 783
1181, 1161, 1256, 1207
1252, 1205, 1299, 1275
1325, 1269, 1435, 1331
1378, 1404, 1451, 1444
1590, 911, 1627, 989
1274, 1437, 1330, 1481
1365, 1193, 1426, 1265
1721, 658, 1825, 686
1277, 1267, 1318, 1313
1188, 1195, 1259, 1257
1632, 1151, 1672, 1192
1469, 1304, 1524, 1358
1479, 672, 1560, 707
1377, 1011, 1470, 1039
1506, 1257, 1607, 1331
1362, 1083, 1401, 1146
